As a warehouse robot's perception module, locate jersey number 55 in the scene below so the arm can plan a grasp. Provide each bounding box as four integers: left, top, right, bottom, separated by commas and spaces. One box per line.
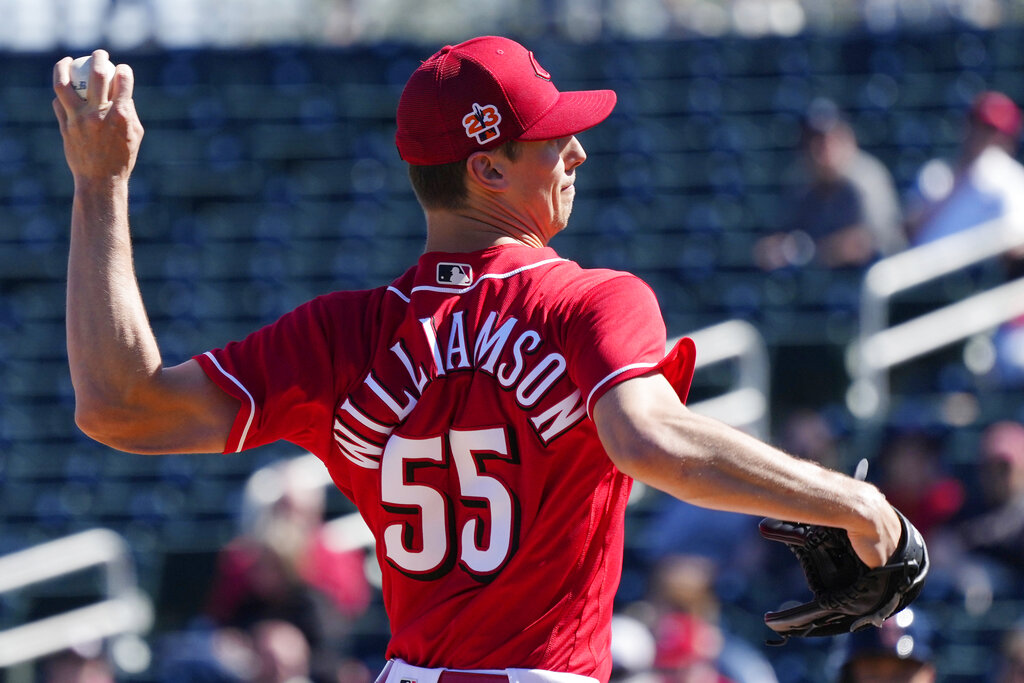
380, 426, 520, 581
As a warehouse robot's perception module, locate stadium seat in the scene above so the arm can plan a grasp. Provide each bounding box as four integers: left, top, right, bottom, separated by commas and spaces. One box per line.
5, 34, 1024, 681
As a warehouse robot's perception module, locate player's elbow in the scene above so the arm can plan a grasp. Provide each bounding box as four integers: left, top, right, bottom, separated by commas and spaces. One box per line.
73, 391, 157, 454
74, 403, 134, 452
593, 374, 723, 499
598, 409, 684, 482
73, 366, 235, 455
597, 411, 650, 472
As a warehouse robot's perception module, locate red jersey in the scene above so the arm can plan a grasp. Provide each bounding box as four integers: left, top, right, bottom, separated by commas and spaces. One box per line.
196, 244, 695, 682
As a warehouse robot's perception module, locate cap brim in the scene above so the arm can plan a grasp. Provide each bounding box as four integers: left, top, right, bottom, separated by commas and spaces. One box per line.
517, 89, 617, 141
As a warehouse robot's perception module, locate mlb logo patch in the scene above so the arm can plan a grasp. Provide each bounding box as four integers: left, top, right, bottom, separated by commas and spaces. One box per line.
437, 263, 473, 286
399, 679, 417, 683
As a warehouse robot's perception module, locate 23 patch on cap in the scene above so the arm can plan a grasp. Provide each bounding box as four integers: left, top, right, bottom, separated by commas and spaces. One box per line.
462, 103, 502, 145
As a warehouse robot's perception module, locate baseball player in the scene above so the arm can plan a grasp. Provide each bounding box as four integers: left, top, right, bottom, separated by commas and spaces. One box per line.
53, 38, 904, 683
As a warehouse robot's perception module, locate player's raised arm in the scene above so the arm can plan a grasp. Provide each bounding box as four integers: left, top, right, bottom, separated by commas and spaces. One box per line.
53, 50, 237, 454
592, 371, 902, 569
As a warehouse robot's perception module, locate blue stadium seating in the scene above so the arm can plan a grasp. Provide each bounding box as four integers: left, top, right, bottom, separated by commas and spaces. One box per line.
3, 32, 1024, 681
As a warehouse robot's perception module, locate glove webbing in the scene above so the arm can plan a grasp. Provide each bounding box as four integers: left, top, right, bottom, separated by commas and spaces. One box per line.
766, 557, 923, 646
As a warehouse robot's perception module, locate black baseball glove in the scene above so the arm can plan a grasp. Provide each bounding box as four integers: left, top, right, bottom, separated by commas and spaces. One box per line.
758, 506, 928, 643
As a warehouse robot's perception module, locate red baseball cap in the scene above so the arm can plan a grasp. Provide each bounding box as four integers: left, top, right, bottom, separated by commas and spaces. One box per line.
970, 91, 1023, 138
396, 36, 617, 165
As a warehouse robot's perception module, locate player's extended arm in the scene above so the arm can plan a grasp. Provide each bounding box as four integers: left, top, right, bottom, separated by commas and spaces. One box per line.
53, 51, 238, 454
593, 372, 902, 569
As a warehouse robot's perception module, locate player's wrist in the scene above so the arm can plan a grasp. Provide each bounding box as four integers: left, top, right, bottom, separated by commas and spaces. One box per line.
846, 484, 901, 565
73, 174, 131, 201
877, 502, 903, 561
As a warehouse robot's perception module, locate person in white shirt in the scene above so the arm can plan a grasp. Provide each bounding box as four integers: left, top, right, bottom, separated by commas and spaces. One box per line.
906, 91, 1024, 245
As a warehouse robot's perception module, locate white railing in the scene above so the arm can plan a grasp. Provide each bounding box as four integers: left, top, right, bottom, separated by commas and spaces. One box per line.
0, 529, 153, 671
846, 216, 1024, 419
670, 319, 770, 441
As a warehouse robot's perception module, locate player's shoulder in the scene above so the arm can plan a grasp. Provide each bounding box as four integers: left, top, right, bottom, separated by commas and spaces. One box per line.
311, 286, 386, 309
299, 286, 390, 328
545, 258, 655, 302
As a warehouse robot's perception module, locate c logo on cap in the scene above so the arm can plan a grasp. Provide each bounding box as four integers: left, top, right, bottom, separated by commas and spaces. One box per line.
529, 51, 551, 81
463, 103, 502, 145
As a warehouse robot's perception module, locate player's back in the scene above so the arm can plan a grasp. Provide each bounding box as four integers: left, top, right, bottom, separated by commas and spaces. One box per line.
325, 244, 665, 679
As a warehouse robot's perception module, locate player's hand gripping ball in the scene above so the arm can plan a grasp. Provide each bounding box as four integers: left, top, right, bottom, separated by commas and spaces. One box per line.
70, 55, 115, 100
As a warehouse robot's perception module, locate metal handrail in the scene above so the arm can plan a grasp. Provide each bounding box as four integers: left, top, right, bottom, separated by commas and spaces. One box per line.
671, 319, 771, 441
0, 529, 153, 669
847, 216, 1024, 419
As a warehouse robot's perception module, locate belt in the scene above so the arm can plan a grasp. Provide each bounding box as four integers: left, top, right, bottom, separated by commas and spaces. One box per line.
380, 659, 597, 683
438, 673, 509, 683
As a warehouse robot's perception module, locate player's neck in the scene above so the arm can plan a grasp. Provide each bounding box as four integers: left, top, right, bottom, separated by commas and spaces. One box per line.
423, 209, 549, 253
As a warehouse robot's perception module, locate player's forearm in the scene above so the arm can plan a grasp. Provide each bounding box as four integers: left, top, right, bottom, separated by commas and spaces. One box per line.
617, 411, 898, 567
67, 179, 164, 435
595, 375, 893, 547
632, 408, 880, 528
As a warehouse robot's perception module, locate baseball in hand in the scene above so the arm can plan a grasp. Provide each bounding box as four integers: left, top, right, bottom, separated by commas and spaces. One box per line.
70, 55, 116, 100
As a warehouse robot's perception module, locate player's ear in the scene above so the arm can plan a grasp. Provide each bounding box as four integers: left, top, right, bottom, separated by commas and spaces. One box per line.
466, 150, 510, 193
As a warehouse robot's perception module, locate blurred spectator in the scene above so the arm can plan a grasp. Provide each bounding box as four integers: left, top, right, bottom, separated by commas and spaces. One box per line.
251, 620, 313, 683
923, 421, 1024, 611
160, 619, 320, 683
611, 614, 658, 683
42, 650, 115, 683
755, 98, 904, 270
875, 430, 965, 540
956, 421, 1024, 577
992, 312, 1024, 386
905, 91, 1024, 245
777, 408, 842, 471
208, 536, 345, 665
903, 92, 1024, 386
903, 91, 1024, 387
995, 620, 1024, 683
185, 457, 373, 683
221, 456, 372, 621
835, 608, 935, 683
991, 243, 1024, 386
646, 555, 778, 683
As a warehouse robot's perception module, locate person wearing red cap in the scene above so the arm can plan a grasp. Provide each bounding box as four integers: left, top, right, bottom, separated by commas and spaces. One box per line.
903, 90, 1024, 385
906, 90, 1024, 245
53, 39, 905, 683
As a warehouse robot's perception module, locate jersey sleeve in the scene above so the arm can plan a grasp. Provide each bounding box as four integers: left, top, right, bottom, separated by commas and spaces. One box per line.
194, 292, 370, 455
562, 274, 693, 417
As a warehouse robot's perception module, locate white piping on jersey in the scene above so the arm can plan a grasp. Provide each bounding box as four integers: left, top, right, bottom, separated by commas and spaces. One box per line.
386, 257, 568, 302
586, 362, 659, 419
203, 351, 256, 454
386, 287, 411, 303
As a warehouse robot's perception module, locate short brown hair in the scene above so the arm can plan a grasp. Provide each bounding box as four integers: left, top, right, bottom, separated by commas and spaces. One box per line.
408, 139, 521, 211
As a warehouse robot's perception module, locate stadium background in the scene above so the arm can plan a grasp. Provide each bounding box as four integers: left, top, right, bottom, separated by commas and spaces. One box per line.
1, 0, 1023, 681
